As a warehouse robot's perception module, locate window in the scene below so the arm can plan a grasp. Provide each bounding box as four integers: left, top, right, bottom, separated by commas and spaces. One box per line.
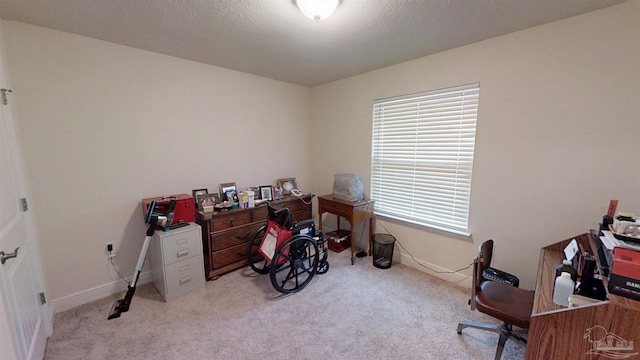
371, 83, 479, 236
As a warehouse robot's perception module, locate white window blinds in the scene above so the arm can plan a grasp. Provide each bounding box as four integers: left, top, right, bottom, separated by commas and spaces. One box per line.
371, 83, 479, 235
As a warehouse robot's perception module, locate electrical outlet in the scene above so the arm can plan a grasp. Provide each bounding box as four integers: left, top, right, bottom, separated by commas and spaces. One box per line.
105, 242, 116, 258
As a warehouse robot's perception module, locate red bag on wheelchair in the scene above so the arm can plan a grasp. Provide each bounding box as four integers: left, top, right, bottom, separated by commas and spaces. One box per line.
258, 220, 291, 263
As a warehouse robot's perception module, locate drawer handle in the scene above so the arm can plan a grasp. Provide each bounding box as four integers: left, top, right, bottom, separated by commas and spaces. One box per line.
230, 218, 234, 226
235, 232, 251, 240
177, 237, 188, 245
236, 250, 247, 257
179, 276, 192, 285
177, 250, 189, 258
179, 264, 190, 272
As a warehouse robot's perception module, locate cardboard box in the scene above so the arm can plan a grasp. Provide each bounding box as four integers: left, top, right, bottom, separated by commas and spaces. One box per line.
608, 247, 640, 301
611, 247, 640, 278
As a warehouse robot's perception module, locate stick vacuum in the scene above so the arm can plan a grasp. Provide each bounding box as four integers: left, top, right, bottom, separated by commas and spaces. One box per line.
107, 199, 176, 320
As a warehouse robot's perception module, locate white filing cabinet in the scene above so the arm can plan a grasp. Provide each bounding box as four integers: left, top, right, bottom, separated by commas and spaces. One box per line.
149, 223, 205, 302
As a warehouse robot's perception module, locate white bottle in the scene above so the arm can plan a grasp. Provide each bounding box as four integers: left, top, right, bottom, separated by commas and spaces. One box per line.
553, 272, 575, 307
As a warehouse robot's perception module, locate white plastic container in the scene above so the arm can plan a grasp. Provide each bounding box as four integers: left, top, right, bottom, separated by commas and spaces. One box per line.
238, 191, 256, 208
246, 190, 255, 208
553, 272, 575, 307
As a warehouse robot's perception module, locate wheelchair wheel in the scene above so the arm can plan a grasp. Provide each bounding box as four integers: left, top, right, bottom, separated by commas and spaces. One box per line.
316, 253, 329, 275
269, 234, 319, 294
247, 225, 270, 274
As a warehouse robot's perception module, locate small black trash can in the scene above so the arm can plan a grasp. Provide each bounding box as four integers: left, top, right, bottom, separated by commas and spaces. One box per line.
372, 234, 396, 269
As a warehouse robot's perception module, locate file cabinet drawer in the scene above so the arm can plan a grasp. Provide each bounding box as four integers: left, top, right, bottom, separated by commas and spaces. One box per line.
160, 227, 203, 266
164, 255, 205, 302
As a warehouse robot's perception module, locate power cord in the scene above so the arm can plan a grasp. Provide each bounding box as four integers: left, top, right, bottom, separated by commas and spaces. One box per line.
107, 257, 130, 286
292, 191, 314, 205
373, 215, 473, 281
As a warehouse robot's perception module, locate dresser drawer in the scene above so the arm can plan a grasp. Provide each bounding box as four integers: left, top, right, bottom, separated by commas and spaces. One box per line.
211, 211, 252, 231
292, 211, 311, 223
212, 243, 249, 269
211, 223, 262, 251
252, 206, 268, 221
164, 255, 205, 302
159, 225, 203, 266
320, 200, 351, 218
286, 199, 312, 214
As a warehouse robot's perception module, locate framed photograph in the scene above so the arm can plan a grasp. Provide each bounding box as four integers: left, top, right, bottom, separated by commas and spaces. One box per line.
248, 186, 260, 196
259, 185, 274, 201
276, 178, 297, 194
200, 193, 218, 212
219, 182, 237, 202
192, 188, 208, 209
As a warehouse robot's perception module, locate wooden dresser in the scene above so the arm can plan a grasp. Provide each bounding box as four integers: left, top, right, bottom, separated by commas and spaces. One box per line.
196, 194, 312, 280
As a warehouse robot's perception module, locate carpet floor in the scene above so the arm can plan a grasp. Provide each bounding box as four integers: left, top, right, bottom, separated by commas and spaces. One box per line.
44, 249, 527, 359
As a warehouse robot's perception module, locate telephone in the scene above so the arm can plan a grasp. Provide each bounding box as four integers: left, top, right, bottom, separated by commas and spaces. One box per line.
291, 189, 303, 197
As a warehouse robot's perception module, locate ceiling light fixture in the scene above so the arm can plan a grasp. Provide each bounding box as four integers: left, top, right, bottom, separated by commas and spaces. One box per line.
294, 0, 342, 21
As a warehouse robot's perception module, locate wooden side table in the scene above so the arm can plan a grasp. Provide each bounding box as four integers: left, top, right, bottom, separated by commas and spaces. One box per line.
317, 194, 375, 265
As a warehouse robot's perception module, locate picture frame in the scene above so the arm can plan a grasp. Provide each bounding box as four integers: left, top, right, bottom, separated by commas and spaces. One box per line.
199, 194, 219, 212
208, 193, 221, 204
276, 178, 297, 194
259, 185, 274, 201
192, 188, 208, 209
219, 182, 237, 202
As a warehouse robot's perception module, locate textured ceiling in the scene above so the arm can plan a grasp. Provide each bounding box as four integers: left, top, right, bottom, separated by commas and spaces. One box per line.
0, 0, 624, 87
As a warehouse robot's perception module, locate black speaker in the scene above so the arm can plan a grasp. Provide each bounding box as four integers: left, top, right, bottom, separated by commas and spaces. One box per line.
600, 215, 613, 231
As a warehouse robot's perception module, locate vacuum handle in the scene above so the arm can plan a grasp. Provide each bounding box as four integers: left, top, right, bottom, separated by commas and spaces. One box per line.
160, 200, 177, 216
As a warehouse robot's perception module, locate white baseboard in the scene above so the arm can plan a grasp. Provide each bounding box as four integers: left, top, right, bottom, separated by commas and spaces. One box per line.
51, 270, 153, 314
397, 252, 472, 289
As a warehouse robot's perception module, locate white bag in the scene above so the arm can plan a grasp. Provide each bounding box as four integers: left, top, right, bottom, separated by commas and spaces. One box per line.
332, 174, 363, 202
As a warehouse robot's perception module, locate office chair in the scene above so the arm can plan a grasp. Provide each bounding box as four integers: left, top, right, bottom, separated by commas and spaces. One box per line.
457, 240, 535, 360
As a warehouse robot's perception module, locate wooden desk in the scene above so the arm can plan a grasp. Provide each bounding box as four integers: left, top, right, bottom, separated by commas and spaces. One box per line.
526, 233, 640, 359
317, 195, 375, 265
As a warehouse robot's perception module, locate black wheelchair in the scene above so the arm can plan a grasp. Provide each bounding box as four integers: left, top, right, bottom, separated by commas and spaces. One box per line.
246, 204, 329, 293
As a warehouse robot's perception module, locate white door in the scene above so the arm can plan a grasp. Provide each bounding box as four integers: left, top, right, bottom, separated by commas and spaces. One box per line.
0, 26, 52, 360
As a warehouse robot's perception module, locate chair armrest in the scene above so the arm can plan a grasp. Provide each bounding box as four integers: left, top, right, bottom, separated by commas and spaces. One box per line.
291, 219, 315, 235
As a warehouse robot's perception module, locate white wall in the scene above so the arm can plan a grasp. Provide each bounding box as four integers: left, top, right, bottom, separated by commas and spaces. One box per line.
310, 1, 640, 289
1, 21, 312, 304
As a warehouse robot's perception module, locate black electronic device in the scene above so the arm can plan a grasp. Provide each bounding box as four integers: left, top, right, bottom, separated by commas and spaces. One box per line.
600, 215, 614, 232
590, 230, 611, 276
483, 267, 520, 287
577, 256, 608, 301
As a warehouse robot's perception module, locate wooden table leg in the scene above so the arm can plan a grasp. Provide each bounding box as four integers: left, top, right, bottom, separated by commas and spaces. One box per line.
368, 216, 374, 256
350, 225, 355, 265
